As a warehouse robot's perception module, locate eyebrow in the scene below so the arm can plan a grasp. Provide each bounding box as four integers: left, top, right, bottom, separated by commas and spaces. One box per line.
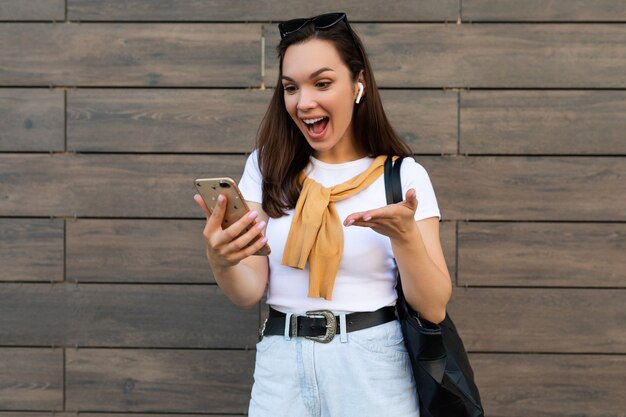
281, 67, 334, 82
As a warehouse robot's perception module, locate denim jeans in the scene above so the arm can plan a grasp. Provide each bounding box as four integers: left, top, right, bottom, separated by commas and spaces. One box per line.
248, 318, 420, 417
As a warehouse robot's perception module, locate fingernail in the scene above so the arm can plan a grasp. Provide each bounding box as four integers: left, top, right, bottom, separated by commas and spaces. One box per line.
363, 216, 372, 221
345, 219, 354, 227
217, 194, 225, 204
260, 237, 269, 244
256, 221, 266, 230
248, 210, 258, 220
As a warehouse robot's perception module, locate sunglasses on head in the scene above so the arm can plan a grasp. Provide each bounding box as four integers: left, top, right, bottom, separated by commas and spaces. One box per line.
278, 12, 350, 38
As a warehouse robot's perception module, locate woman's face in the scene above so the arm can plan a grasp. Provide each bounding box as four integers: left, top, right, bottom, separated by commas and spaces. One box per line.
281, 39, 362, 163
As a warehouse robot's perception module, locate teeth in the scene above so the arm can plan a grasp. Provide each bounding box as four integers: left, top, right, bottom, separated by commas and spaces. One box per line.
302, 116, 326, 125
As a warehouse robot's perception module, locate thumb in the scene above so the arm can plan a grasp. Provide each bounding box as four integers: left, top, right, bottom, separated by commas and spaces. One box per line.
404, 188, 418, 212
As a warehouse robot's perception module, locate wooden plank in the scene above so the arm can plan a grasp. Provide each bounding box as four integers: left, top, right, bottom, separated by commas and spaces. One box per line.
67, 219, 215, 283
67, 89, 269, 152
460, 91, 626, 155
264, 24, 626, 88
381, 90, 457, 154
66, 349, 254, 413
68, 0, 458, 21
0, 0, 65, 20
458, 222, 626, 287
471, 353, 626, 417
0, 23, 260, 87
463, 0, 626, 22
0, 219, 64, 282
448, 288, 626, 353
0, 154, 246, 217
0, 284, 259, 348
0, 89, 64, 151
66, 89, 456, 154
419, 156, 626, 221
0, 348, 63, 410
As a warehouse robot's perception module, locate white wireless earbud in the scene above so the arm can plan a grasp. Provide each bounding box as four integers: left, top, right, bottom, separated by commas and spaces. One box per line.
355, 82, 364, 104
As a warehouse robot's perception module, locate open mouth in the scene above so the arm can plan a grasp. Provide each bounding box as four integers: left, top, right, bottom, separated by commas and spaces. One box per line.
302, 116, 329, 137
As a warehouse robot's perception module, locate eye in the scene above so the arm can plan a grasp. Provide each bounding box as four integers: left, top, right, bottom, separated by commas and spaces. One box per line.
316, 81, 331, 89
283, 85, 297, 94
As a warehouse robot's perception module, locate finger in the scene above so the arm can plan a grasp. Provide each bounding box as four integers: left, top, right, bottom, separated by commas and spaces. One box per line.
229, 220, 266, 252
194, 194, 211, 219
206, 193, 227, 231
404, 188, 418, 211
239, 227, 270, 258
217, 209, 259, 246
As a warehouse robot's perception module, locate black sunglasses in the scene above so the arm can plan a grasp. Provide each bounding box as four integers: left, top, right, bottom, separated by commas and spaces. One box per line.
278, 12, 350, 39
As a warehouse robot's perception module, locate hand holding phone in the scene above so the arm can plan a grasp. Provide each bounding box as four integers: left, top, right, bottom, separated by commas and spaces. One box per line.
195, 177, 270, 256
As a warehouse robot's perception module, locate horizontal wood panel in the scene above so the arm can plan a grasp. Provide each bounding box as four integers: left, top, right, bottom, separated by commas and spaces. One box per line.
265, 24, 626, 88
381, 90, 457, 154
67, 89, 269, 152
67, 219, 214, 283
471, 353, 626, 416
460, 91, 626, 154
449, 288, 626, 353
0, 0, 64, 20
463, 0, 626, 21
0, 154, 246, 217
66, 349, 254, 413
67, 0, 458, 21
66, 89, 457, 154
0, 348, 63, 410
0, 24, 260, 87
0, 88, 64, 151
0, 219, 64, 282
0, 284, 258, 348
458, 222, 626, 287
420, 156, 626, 221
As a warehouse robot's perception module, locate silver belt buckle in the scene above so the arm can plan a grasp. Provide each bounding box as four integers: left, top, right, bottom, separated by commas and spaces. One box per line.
304, 310, 337, 343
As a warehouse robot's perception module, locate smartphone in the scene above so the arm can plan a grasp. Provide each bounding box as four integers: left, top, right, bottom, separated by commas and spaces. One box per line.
194, 177, 270, 256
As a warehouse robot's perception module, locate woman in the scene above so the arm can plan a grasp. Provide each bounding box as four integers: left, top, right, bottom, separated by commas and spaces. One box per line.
194, 12, 452, 416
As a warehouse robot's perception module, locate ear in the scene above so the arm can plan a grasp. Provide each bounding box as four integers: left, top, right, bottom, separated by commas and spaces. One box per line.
355, 71, 366, 102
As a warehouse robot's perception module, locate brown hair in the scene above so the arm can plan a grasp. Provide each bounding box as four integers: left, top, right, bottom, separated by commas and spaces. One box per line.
256, 19, 412, 218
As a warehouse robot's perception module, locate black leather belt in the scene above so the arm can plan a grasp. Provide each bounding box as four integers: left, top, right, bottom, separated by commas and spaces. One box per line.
260, 306, 397, 343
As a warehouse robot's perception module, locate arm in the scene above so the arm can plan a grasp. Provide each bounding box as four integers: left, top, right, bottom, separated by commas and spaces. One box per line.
343, 188, 451, 323
194, 195, 269, 309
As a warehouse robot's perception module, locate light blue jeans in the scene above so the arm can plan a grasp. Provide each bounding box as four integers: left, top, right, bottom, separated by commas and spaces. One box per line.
248, 318, 420, 417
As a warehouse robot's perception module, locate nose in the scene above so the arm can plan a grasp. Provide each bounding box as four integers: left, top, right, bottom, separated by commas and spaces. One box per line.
296, 87, 317, 112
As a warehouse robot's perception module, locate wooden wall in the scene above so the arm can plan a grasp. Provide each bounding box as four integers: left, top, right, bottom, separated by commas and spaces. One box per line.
0, 1, 625, 415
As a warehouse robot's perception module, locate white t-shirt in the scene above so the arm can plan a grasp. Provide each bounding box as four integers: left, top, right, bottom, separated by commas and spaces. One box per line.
238, 150, 441, 314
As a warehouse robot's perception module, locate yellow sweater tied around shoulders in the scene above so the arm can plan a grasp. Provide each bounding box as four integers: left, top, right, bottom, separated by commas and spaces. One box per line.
281, 155, 391, 300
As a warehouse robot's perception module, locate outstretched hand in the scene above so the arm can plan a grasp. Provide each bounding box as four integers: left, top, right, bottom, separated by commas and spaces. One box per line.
343, 188, 419, 241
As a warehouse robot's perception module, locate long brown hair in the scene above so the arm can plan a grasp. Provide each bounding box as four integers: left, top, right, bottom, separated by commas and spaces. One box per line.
256, 19, 412, 218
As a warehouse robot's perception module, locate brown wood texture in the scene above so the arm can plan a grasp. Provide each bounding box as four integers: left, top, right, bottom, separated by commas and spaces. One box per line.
448, 288, 626, 353
67, 0, 458, 21
458, 222, 626, 287
67, 89, 270, 153
0, 284, 258, 348
0, 219, 64, 282
0, 89, 64, 151
420, 156, 626, 221
380, 90, 458, 154
66, 219, 214, 283
460, 91, 626, 155
0, 24, 261, 87
471, 353, 626, 417
66, 89, 457, 154
65, 349, 255, 413
0, 154, 246, 217
264, 24, 626, 88
66, 218, 456, 284
0, 0, 64, 20
463, 0, 626, 22
0, 348, 63, 410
